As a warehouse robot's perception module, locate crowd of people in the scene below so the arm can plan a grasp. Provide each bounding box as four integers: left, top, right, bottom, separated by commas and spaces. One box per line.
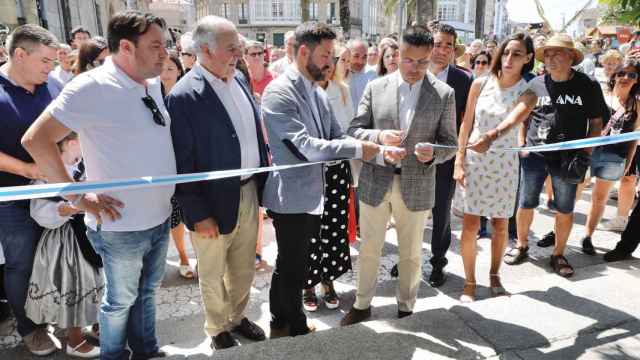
1, 9, 640, 360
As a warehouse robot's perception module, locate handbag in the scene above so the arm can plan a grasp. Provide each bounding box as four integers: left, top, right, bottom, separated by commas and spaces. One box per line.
560, 150, 591, 184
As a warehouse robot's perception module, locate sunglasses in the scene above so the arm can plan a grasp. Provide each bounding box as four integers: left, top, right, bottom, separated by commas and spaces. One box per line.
616, 71, 639, 80
475, 60, 488, 65
247, 52, 263, 57
141, 91, 166, 127
181, 52, 194, 57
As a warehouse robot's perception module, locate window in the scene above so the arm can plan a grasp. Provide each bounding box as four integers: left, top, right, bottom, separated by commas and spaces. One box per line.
328, 2, 336, 22
238, 2, 248, 23
437, 0, 457, 21
272, 0, 283, 17
309, 1, 318, 20
221, 2, 229, 18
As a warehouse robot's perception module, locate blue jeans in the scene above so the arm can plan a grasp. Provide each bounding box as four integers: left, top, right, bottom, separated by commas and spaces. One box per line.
0, 200, 42, 337
87, 220, 170, 360
591, 148, 626, 181
519, 153, 578, 214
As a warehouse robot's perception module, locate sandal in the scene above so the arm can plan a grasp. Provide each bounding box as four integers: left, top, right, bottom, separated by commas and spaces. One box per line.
489, 274, 508, 297
459, 282, 476, 303
303, 288, 318, 312
550, 255, 575, 278
321, 281, 340, 310
503, 246, 529, 265
179, 264, 195, 279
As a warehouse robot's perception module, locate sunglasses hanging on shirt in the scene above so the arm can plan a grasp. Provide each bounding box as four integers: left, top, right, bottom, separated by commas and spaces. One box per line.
141, 89, 166, 127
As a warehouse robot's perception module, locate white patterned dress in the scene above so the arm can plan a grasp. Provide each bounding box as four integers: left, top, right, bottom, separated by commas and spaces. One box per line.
460, 75, 529, 218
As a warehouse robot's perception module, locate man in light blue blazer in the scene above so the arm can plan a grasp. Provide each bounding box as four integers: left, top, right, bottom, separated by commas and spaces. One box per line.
261, 21, 381, 338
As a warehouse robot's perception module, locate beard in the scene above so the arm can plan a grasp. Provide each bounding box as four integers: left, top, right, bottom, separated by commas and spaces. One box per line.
306, 61, 329, 81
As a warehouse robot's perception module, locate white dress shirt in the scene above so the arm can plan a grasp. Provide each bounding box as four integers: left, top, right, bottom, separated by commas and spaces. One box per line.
377, 71, 424, 166
435, 65, 449, 83
194, 63, 260, 179
50, 65, 74, 85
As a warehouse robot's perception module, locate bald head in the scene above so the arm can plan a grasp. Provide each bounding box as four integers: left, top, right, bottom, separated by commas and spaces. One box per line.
348, 39, 368, 72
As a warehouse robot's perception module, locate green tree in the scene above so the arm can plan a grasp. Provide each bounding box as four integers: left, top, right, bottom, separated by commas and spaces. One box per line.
601, 0, 640, 25
383, 0, 436, 26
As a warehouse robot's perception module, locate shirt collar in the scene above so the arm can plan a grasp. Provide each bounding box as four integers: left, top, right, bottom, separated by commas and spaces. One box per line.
194, 62, 231, 87
435, 65, 449, 82
397, 71, 423, 91
292, 65, 317, 97
104, 56, 147, 90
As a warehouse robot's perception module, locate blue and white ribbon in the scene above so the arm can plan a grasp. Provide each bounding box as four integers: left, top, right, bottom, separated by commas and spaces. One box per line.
1, 132, 639, 202
428, 131, 640, 152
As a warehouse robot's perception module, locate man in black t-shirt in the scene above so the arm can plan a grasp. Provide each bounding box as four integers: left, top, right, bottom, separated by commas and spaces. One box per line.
507, 34, 606, 277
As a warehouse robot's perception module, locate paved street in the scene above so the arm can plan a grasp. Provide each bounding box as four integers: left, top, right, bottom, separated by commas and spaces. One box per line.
1, 186, 640, 359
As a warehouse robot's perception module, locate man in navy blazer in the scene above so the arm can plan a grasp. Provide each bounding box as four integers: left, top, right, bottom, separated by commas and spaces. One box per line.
166, 16, 269, 350
426, 23, 472, 287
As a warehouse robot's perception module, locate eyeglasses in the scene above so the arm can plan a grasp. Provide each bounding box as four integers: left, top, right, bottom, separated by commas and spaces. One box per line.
475, 60, 488, 65
616, 71, 639, 80
247, 52, 263, 58
401, 58, 430, 69
141, 90, 166, 127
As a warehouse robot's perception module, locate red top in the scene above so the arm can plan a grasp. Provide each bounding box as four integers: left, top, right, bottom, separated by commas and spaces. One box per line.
251, 70, 274, 96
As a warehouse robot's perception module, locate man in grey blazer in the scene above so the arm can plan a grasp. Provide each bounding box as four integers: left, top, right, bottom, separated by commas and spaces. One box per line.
341, 25, 458, 326
261, 21, 380, 338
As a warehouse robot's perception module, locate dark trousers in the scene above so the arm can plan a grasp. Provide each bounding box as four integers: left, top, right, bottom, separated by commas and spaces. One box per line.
268, 211, 321, 336
614, 199, 640, 255
430, 158, 456, 270
0, 201, 42, 337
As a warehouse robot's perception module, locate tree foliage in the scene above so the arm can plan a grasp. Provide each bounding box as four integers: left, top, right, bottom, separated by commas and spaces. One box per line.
601, 0, 640, 25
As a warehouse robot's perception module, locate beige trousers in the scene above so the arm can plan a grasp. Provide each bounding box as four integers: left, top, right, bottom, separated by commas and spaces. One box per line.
354, 176, 429, 312
191, 181, 258, 336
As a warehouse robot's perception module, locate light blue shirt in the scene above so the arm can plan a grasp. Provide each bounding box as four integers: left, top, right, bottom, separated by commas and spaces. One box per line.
348, 67, 377, 112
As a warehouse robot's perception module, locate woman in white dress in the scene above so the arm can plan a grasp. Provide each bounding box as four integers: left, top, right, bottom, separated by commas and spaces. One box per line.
453, 33, 538, 302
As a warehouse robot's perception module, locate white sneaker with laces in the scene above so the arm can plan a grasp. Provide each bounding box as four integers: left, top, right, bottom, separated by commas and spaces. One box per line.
598, 216, 628, 232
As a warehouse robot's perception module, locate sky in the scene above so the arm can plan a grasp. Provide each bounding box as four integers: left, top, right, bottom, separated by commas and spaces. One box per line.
505, 0, 599, 32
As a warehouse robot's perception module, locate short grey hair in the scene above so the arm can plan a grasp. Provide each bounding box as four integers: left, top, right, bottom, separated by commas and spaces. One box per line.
192, 16, 236, 55
58, 43, 72, 52
284, 31, 295, 42
347, 38, 367, 50
245, 40, 264, 53
180, 31, 196, 53
6, 24, 58, 57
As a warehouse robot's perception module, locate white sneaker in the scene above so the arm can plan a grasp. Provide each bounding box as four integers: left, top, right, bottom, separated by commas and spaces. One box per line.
66, 340, 100, 358
598, 216, 628, 232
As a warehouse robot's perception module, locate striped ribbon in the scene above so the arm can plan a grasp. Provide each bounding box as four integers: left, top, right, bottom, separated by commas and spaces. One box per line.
1, 132, 639, 202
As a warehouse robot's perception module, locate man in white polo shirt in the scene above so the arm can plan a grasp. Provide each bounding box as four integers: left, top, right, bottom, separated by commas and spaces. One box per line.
22, 11, 175, 360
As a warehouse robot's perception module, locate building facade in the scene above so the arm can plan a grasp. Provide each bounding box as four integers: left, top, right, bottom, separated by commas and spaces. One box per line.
0, 0, 155, 46
195, 0, 366, 46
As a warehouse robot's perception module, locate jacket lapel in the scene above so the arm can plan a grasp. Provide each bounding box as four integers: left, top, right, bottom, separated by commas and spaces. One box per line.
290, 71, 325, 139
191, 72, 237, 138
407, 73, 437, 136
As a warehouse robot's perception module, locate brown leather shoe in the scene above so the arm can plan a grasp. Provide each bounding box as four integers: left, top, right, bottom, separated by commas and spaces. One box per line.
269, 325, 290, 339
340, 307, 371, 326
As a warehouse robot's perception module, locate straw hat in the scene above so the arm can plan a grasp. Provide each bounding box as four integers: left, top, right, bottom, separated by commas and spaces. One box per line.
535, 33, 584, 66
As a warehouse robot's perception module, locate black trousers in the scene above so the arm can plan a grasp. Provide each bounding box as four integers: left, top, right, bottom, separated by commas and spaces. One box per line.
614, 199, 640, 255
268, 211, 321, 336
430, 158, 456, 269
